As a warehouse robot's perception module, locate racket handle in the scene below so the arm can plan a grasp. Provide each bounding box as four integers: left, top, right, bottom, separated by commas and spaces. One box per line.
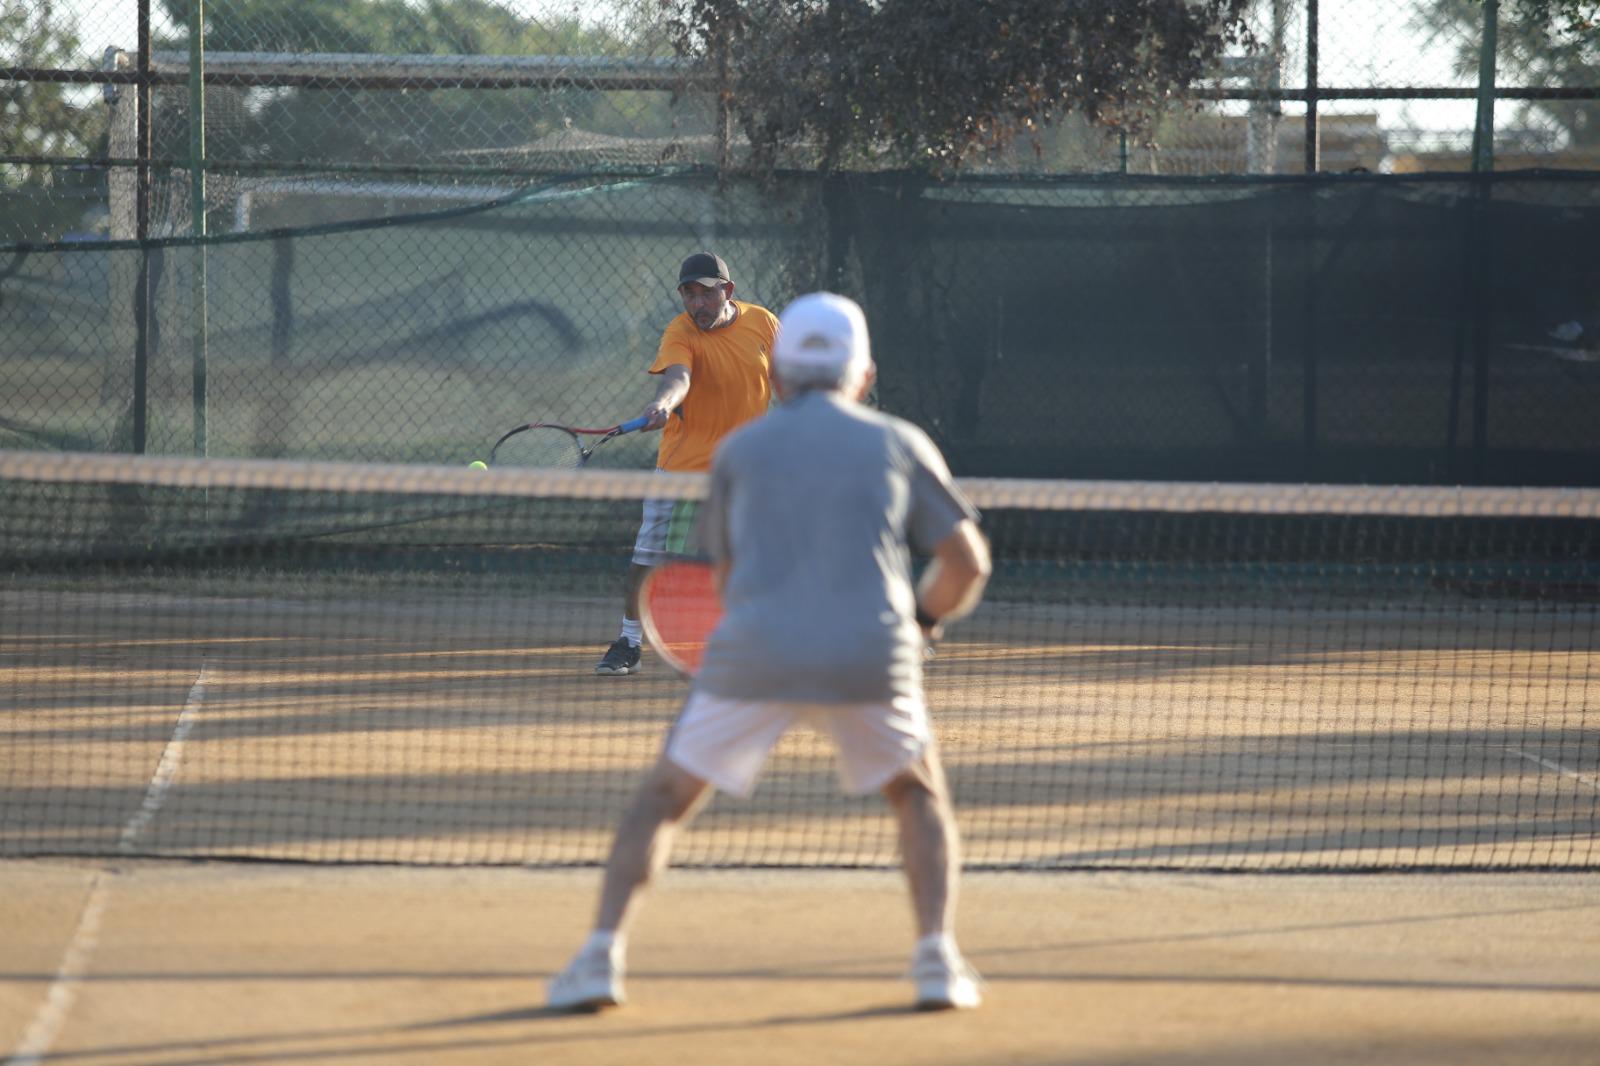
618, 415, 650, 434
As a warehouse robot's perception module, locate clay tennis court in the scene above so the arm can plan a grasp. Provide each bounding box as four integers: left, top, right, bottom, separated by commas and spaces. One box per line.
3, 582, 1597, 1063
5, 863, 1597, 1066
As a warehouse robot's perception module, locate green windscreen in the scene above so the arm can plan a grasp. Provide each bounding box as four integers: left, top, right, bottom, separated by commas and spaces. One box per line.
4, 173, 1598, 485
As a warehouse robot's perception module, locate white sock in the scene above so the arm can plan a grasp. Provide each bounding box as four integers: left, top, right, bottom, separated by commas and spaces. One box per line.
620, 619, 642, 647
915, 932, 957, 959
582, 929, 625, 959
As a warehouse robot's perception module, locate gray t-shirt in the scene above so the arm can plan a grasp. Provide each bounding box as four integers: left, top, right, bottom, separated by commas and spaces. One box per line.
695, 390, 978, 703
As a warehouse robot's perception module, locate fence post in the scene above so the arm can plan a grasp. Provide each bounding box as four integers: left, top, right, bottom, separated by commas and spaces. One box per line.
135, 1, 153, 453
188, 0, 209, 457
1471, 0, 1498, 481
1304, 0, 1319, 175
1471, 0, 1499, 173
1301, 0, 1319, 477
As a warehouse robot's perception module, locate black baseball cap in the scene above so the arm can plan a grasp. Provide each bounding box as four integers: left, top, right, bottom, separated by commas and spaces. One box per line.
678, 252, 732, 288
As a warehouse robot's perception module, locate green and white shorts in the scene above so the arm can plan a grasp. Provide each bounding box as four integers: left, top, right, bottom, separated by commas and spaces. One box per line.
631, 496, 700, 566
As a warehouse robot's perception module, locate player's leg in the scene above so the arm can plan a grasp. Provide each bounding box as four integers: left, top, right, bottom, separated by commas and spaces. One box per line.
597, 497, 697, 675
819, 701, 979, 1011
821, 699, 982, 1010
819, 698, 956, 935
623, 561, 649, 620
547, 693, 793, 1011
595, 756, 713, 932
595, 506, 656, 675
882, 749, 960, 940
546, 757, 711, 1011
881, 750, 982, 1010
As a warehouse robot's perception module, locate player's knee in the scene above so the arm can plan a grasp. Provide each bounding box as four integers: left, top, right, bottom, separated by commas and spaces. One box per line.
882, 769, 939, 811
643, 761, 707, 821
883, 749, 948, 805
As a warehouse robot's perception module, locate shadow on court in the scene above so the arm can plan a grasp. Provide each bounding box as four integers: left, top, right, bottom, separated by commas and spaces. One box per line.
3, 586, 1595, 870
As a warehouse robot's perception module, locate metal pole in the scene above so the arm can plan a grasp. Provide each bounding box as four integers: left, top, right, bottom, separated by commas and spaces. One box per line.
1248, 1, 1287, 444
188, 0, 209, 457
1268, 0, 1284, 173
1471, 0, 1498, 480
1471, 0, 1499, 173
1301, 0, 1320, 475
1305, 0, 1319, 174
133, 0, 151, 454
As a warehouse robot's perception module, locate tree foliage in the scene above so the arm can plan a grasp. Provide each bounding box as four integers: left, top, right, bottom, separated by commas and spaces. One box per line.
1427, 0, 1600, 149
161, 0, 625, 58
661, 0, 1256, 174
2, 1, 100, 185
1500, 0, 1600, 36
154, 0, 667, 168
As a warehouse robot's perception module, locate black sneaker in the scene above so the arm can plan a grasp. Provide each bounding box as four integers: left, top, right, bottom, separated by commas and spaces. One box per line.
595, 638, 641, 676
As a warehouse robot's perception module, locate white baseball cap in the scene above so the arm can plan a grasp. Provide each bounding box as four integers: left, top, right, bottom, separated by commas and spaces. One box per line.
772, 292, 872, 378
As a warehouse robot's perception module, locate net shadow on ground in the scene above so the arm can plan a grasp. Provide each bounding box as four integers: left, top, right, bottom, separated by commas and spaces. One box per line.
3, 585, 1595, 868
6, 727, 1594, 869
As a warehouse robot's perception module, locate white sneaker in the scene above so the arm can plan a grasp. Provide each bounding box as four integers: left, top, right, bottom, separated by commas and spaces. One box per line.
910, 942, 983, 1010
546, 946, 625, 1011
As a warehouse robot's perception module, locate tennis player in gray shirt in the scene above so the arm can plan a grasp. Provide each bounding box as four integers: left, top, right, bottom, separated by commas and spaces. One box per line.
547, 292, 992, 1013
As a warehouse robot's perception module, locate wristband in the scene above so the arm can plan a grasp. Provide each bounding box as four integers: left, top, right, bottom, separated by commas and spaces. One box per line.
914, 604, 939, 629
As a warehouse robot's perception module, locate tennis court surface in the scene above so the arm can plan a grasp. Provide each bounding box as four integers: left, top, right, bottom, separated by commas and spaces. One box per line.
2, 453, 1597, 1063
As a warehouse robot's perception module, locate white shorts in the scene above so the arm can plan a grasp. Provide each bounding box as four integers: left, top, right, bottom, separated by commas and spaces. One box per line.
631, 496, 700, 567
664, 690, 932, 798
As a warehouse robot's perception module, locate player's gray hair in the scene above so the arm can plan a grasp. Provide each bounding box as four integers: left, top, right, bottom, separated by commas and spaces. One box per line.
775, 360, 869, 396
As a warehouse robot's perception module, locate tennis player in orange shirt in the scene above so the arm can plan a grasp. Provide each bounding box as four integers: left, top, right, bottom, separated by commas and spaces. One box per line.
594, 252, 779, 676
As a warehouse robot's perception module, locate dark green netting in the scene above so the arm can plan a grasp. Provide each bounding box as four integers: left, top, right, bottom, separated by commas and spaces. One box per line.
3, 172, 1598, 483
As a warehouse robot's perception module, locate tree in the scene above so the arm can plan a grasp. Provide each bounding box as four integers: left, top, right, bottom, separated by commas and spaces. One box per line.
153, 0, 672, 170
1499, 0, 1599, 35
660, 0, 1257, 175
2, 1, 101, 182
1425, 0, 1600, 152
1, 1, 105, 238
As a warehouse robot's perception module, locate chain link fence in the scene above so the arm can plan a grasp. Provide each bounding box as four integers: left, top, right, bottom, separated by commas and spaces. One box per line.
7, 0, 1600, 241
3, 1, 1599, 483
4, 171, 1597, 485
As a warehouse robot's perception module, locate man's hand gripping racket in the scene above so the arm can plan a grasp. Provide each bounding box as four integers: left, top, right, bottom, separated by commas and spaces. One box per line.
639, 556, 969, 679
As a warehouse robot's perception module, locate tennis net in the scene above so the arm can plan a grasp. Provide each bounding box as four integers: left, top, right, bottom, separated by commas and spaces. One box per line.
2, 452, 1596, 870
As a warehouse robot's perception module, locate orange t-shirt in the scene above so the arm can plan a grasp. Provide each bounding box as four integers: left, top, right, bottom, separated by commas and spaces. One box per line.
649, 300, 778, 472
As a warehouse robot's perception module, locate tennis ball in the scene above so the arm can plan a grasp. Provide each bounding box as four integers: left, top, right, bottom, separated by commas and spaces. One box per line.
468, 460, 488, 471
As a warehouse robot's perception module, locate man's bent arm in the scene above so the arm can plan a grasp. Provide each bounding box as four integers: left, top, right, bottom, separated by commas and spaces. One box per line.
916, 520, 990, 632
642, 364, 691, 429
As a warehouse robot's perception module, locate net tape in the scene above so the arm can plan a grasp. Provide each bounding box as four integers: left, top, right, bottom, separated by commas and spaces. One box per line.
5, 452, 1600, 517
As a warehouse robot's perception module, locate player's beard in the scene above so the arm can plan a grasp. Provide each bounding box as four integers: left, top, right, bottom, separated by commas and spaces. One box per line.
694, 302, 733, 331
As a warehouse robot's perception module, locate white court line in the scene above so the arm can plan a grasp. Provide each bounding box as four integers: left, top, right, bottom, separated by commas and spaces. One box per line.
119, 662, 210, 851
5, 661, 210, 1066
1509, 748, 1600, 791
3, 875, 111, 1066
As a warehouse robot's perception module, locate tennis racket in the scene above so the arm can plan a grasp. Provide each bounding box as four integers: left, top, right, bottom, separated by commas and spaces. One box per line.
639, 559, 722, 677
488, 416, 650, 469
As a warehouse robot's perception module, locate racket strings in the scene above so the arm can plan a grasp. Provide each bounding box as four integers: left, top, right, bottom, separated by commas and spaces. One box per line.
641, 561, 722, 676
493, 426, 585, 470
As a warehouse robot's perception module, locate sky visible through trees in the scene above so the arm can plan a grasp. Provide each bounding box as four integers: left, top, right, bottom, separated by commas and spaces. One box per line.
40, 0, 1583, 152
